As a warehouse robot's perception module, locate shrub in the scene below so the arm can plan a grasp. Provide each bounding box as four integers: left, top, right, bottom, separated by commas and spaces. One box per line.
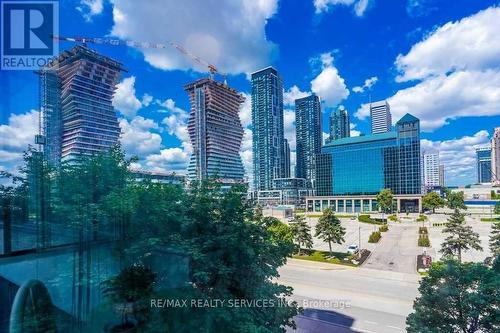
379, 224, 389, 232
358, 215, 387, 225
358, 214, 372, 223
416, 214, 428, 222
388, 214, 398, 222
419, 227, 428, 234
368, 231, 381, 243
418, 234, 430, 247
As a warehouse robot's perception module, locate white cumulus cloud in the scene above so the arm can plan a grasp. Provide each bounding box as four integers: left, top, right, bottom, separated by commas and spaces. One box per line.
0, 110, 39, 175
110, 0, 278, 75
356, 6, 500, 132
113, 76, 142, 118
395, 6, 500, 82
421, 130, 491, 186
284, 85, 310, 106
310, 52, 349, 108
119, 116, 162, 157
314, 0, 372, 16
77, 0, 104, 21
352, 76, 378, 93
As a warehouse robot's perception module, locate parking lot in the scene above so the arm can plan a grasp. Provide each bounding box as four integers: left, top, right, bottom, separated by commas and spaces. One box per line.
293, 213, 495, 273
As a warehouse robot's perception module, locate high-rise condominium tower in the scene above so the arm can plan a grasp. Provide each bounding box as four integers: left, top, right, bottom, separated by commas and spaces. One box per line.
328, 106, 350, 142
40, 46, 124, 165
492, 127, 500, 185
370, 100, 392, 134
284, 139, 291, 178
422, 152, 440, 190
251, 67, 285, 191
295, 94, 322, 188
476, 147, 492, 184
185, 78, 245, 184
439, 164, 445, 187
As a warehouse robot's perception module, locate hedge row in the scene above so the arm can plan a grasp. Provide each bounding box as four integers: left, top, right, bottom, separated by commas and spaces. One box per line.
418, 234, 430, 247
358, 215, 387, 225
368, 231, 381, 243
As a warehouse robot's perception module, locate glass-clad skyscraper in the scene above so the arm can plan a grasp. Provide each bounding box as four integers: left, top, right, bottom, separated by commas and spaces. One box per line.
185, 78, 245, 184
476, 147, 492, 183
316, 113, 421, 196
40, 46, 124, 165
284, 139, 291, 178
251, 67, 285, 191
295, 95, 322, 189
328, 106, 350, 142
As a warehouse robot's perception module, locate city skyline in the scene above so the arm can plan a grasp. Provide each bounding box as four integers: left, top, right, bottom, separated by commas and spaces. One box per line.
1, 0, 500, 187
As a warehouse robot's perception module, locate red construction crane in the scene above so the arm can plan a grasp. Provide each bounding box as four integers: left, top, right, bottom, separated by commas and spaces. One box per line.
52, 34, 225, 81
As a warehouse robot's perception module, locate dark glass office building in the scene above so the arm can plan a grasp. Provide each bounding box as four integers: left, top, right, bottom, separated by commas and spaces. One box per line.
295, 95, 322, 189
476, 147, 492, 183
316, 113, 421, 196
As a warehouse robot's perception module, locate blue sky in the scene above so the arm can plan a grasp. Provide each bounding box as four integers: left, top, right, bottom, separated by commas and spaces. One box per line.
1, 0, 500, 186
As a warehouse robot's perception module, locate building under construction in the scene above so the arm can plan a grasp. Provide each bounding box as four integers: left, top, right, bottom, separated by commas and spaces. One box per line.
39, 45, 124, 165
185, 78, 245, 185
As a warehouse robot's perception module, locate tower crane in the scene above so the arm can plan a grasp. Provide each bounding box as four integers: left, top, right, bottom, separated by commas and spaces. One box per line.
51, 35, 226, 82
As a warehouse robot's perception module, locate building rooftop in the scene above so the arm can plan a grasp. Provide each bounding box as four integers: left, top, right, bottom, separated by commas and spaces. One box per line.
324, 131, 396, 147
396, 113, 419, 124
250, 66, 278, 77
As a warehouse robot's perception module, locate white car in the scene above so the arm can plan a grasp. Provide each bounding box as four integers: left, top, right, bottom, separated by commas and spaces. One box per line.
347, 244, 359, 254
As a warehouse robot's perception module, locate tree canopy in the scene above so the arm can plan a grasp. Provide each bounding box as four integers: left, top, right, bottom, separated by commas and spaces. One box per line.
440, 209, 482, 262
407, 259, 499, 333
376, 189, 393, 214
422, 191, 445, 213
444, 189, 467, 210
289, 215, 313, 255
315, 208, 345, 256
3, 147, 299, 333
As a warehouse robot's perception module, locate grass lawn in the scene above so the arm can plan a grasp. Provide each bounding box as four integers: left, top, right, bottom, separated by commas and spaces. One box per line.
295, 213, 355, 218
292, 250, 357, 267
480, 217, 500, 222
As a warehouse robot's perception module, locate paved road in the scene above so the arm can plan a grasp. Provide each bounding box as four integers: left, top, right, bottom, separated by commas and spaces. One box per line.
363, 224, 419, 274
279, 259, 420, 333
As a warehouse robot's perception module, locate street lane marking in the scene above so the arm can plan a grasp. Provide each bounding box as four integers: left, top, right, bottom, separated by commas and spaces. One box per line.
387, 325, 403, 330
364, 320, 378, 325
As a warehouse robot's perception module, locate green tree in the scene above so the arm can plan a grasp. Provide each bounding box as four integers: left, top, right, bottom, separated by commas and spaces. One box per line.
490, 221, 500, 257
289, 215, 313, 255
315, 208, 345, 257
444, 189, 467, 210
264, 217, 295, 250
494, 201, 500, 214
422, 191, 445, 213
159, 181, 299, 332
440, 209, 482, 262
376, 188, 393, 218
407, 260, 499, 333
253, 203, 264, 222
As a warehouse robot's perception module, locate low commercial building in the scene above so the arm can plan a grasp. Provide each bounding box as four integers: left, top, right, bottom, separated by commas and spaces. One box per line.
311, 113, 422, 213
131, 169, 186, 185
306, 194, 422, 213
256, 178, 313, 207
